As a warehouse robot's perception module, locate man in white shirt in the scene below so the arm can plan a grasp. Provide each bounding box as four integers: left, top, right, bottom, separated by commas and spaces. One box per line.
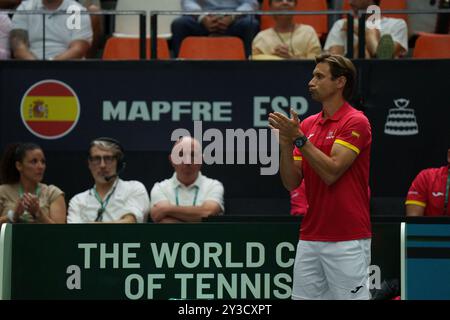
68, 137, 150, 223
150, 136, 224, 223
324, 0, 408, 58
10, 0, 92, 60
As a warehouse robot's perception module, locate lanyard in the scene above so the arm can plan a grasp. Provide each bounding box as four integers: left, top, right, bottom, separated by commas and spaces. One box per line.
92, 181, 118, 222
444, 168, 450, 214
175, 186, 199, 206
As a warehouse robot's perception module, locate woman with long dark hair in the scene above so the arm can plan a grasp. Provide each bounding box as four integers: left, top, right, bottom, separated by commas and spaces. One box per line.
0, 142, 66, 224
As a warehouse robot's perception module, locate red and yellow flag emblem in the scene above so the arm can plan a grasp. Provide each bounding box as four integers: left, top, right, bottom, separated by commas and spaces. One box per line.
21, 80, 80, 139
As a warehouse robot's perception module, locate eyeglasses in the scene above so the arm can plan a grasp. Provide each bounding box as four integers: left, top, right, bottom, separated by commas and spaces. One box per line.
88, 155, 116, 166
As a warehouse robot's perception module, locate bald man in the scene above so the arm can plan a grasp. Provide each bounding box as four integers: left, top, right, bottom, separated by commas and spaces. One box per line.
150, 137, 224, 223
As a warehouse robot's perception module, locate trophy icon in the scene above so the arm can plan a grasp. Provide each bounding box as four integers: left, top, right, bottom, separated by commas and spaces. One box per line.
384, 98, 419, 136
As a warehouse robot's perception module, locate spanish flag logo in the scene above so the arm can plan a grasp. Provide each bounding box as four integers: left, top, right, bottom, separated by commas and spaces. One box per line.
21, 80, 80, 139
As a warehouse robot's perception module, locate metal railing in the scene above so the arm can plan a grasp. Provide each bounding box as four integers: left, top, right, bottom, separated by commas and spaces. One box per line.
150, 8, 450, 60
2, 8, 450, 60
0, 9, 146, 60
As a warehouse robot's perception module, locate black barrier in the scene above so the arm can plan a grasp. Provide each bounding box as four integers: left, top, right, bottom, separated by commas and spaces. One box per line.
0, 60, 449, 209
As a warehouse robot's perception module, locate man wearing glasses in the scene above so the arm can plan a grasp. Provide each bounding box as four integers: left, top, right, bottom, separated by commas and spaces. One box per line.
67, 137, 150, 223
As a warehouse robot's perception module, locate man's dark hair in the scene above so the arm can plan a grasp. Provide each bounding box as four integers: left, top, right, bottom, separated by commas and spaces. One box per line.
315, 53, 357, 101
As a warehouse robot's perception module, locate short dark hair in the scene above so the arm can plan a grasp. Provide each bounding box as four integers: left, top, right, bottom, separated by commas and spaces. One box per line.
315, 53, 357, 101
0, 142, 42, 184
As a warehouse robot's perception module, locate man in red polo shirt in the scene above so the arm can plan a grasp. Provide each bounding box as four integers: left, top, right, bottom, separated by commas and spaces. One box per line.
405, 148, 450, 216
269, 53, 372, 300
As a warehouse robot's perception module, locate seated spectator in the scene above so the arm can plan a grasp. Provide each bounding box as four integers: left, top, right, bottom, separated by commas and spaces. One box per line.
171, 0, 260, 57
290, 180, 307, 215
10, 0, 93, 60
0, 142, 66, 224
252, 0, 321, 60
150, 136, 224, 223
0, 13, 11, 59
405, 147, 450, 216
406, 0, 438, 39
67, 137, 150, 223
324, 0, 408, 58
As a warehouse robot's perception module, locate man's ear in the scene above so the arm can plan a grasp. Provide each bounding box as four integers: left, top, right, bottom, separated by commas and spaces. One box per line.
336, 75, 347, 90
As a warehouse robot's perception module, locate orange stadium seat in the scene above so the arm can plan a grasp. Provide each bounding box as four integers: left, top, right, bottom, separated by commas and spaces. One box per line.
102, 37, 170, 60
413, 33, 450, 58
342, 0, 407, 22
260, 0, 328, 38
178, 36, 246, 60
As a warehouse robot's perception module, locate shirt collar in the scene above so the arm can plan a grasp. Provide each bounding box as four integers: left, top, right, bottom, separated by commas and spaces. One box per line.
171, 172, 202, 189
319, 101, 351, 125
92, 178, 120, 197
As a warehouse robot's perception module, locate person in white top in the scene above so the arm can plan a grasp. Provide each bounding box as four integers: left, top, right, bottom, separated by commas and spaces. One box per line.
0, 13, 12, 59
324, 0, 408, 58
252, 0, 321, 60
68, 137, 150, 223
10, 0, 92, 60
150, 136, 224, 223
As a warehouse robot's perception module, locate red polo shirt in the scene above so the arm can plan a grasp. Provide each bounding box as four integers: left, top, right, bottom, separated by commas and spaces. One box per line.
405, 166, 450, 216
290, 180, 308, 216
293, 102, 372, 241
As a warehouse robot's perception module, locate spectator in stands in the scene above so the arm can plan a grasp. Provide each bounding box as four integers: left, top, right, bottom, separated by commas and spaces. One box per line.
171, 0, 260, 57
324, 0, 408, 58
0, 142, 66, 224
405, 147, 450, 216
0, 13, 12, 59
67, 137, 150, 223
10, 0, 93, 60
290, 180, 307, 215
150, 136, 224, 223
252, 0, 321, 60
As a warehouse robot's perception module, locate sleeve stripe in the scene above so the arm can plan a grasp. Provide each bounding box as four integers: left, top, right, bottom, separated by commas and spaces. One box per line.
293, 156, 303, 161
334, 139, 360, 155
405, 200, 426, 207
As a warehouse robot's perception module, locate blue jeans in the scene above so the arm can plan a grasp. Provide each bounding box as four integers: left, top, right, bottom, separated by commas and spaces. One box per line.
171, 15, 260, 57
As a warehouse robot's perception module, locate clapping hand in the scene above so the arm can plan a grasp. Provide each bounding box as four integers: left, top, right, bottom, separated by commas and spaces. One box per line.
268, 109, 304, 147
22, 192, 40, 219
